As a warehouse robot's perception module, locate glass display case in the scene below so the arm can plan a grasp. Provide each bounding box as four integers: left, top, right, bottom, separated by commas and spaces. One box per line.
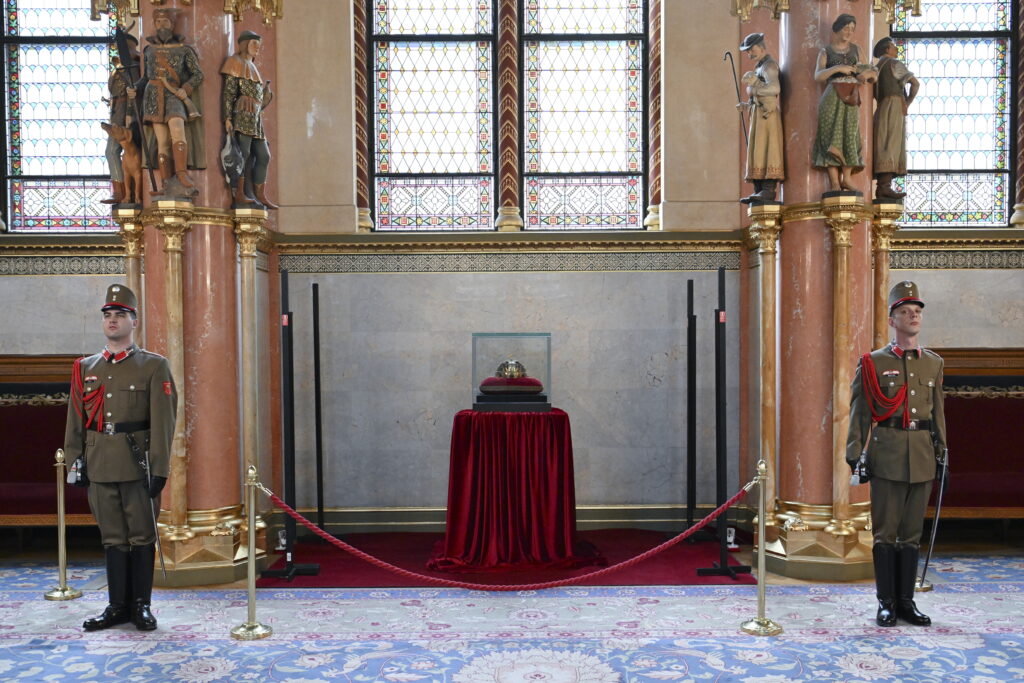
471, 332, 551, 411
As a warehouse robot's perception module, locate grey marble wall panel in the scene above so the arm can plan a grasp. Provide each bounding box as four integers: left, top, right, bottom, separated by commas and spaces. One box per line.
0, 275, 114, 354
892, 268, 1024, 348
285, 269, 741, 509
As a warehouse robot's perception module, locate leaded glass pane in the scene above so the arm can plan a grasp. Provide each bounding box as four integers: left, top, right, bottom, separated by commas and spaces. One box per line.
900, 38, 1010, 171
894, 0, 1010, 33
374, 0, 492, 36
375, 176, 492, 230
524, 175, 642, 229
4, 0, 111, 38
898, 172, 1009, 227
524, 40, 642, 174
7, 43, 109, 176
524, 0, 643, 35
375, 41, 492, 175
8, 178, 115, 231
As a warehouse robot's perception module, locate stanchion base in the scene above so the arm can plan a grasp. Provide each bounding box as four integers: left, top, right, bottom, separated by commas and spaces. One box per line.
230, 622, 273, 640
915, 578, 933, 592
44, 586, 83, 601
260, 562, 320, 581
740, 616, 783, 636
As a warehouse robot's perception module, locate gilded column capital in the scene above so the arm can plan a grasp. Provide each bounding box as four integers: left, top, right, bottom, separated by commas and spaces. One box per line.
113, 207, 145, 258
871, 202, 903, 251
224, 0, 283, 26
746, 204, 783, 254
822, 195, 870, 248
233, 209, 270, 258
143, 201, 195, 254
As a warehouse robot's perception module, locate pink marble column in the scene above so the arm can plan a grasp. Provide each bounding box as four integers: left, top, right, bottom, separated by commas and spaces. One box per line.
777, 1, 874, 507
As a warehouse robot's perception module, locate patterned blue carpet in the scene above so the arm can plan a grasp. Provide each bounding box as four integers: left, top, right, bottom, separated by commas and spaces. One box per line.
0, 554, 1022, 681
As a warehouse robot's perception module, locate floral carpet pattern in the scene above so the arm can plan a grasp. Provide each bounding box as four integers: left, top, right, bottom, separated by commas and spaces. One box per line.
0, 554, 1022, 682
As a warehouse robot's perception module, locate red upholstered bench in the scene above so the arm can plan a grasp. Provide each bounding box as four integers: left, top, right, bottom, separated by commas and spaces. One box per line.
0, 356, 94, 526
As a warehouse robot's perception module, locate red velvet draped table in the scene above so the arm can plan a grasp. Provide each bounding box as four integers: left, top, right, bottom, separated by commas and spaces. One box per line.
427, 408, 603, 572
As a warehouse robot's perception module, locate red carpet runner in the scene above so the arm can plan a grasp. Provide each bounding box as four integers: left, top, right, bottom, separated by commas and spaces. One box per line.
257, 528, 756, 588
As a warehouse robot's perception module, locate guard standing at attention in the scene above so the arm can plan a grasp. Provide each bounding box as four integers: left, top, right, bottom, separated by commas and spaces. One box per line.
847, 281, 946, 627
64, 285, 177, 631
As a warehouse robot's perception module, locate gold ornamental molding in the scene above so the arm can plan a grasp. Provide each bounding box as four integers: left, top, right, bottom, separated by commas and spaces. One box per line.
945, 386, 1024, 399
190, 208, 235, 229
731, 0, 922, 23
90, 0, 138, 26
234, 209, 270, 257
0, 392, 68, 407
224, 0, 283, 25
746, 204, 783, 255
891, 232, 1024, 251
780, 201, 825, 224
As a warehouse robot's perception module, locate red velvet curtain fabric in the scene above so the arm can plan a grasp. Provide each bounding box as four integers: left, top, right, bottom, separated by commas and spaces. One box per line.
428, 409, 603, 572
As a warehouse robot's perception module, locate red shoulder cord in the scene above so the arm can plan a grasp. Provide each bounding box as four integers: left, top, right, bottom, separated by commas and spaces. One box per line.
859, 353, 909, 428
71, 357, 105, 431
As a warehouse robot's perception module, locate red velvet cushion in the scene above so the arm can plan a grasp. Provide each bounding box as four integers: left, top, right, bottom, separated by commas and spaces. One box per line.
479, 376, 544, 394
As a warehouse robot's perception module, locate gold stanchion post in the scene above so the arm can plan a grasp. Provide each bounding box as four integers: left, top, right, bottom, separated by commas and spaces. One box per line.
741, 459, 782, 636
231, 465, 272, 640
45, 449, 82, 601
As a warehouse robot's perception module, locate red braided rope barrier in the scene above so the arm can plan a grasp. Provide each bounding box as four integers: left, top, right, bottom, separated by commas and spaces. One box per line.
261, 485, 751, 592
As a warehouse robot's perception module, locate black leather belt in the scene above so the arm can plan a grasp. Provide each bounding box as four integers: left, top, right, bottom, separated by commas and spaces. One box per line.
99, 420, 150, 435
877, 417, 932, 431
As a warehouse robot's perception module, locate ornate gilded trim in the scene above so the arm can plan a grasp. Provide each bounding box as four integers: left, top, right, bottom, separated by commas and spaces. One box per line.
190, 208, 235, 229
944, 386, 1024, 399
90, 0, 138, 26
279, 250, 740, 274
0, 392, 68, 407
890, 249, 1024, 269
0, 255, 125, 275
780, 201, 824, 224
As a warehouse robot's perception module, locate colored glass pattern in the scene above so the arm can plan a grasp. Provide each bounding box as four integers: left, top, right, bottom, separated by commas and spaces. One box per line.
898, 172, 1008, 227
524, 40, 642, 174
8, 178, 114, 230
894, 0, 1009, 32
893, 1, 1011, 228
374, 41, 492, 175
4, 0, 114, 232
4, 0, 109, 38
375, 176, 493, 230
374, 0, 492, 36
525, 175, 642, 229
901, 38, 1009, 171
524, 0, 643, 35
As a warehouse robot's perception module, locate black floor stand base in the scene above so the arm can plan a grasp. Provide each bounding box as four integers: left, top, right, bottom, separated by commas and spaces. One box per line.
696, 525, 752, 579
261, 558, 320, 581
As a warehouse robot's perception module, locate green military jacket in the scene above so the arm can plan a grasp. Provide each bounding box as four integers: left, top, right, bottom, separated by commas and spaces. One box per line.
846, 343, 947, 484
63, 346, 177, 483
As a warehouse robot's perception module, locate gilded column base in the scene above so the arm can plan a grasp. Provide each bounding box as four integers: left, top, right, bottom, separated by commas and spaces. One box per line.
494, 206, 524, 231
155, 504, 268, 587
758, 500, 874, 581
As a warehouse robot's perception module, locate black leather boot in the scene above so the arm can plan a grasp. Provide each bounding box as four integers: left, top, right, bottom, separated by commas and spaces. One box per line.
740, 180, 763, 204
896, 544, 931, 626
873, 543, 898, 627
83, 547, 131, 631
129, 544, 158, 631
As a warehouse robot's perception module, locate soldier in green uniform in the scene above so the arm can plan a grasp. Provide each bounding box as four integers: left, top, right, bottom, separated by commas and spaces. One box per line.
847, 281, 946, 627
221, 30, 277, 209
63, 285, 177, 631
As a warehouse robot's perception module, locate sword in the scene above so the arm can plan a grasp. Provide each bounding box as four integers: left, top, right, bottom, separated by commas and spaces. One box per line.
142, 450, 168, 581
918, 447, 948, 590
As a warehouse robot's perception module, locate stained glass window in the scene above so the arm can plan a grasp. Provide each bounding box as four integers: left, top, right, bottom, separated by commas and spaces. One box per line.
368, 0, 647, 231
893, 0, 1012, 227
2, 0, 115, 232
371, 1, 495, 231
522, 1, 646, 230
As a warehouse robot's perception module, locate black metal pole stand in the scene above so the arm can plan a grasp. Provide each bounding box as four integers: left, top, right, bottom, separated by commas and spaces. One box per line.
261, 270, 319, 580
312, 283, 326, 532
685, 280, 713, 542
697, 267, 751, 578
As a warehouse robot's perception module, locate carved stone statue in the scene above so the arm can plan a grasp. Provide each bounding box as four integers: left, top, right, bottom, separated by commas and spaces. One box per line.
221, 30, 277, 210
128, 8, 205, 201
101, 33, 140, 206
738, 32, 784, 204
872, 37, 920, 201
812, 13, 875, 193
